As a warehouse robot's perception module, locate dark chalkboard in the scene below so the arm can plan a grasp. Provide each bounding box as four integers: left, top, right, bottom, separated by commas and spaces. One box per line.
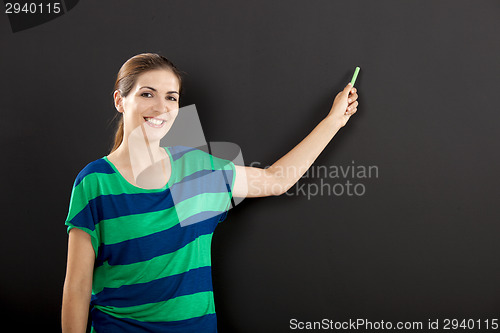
1, 1, 499, 331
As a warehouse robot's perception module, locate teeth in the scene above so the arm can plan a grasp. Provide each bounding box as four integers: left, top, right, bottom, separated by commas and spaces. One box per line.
145, 118, 164, 125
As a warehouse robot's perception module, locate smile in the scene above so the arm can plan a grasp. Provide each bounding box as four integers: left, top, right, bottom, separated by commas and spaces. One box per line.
144, 117, 166, 128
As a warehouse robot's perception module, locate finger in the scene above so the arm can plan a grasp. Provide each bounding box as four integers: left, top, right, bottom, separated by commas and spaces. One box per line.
347, 101, 359, 110
346, 102, 358, 114
348, 93, 358, 103
342, 83, 353, 97
345, 108, 357, 116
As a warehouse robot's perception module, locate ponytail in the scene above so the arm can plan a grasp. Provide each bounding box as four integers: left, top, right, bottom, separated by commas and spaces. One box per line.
110, 116, 124, 153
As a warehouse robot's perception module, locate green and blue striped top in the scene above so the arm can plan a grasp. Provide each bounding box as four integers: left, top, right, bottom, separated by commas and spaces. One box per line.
65, 145, 236, 332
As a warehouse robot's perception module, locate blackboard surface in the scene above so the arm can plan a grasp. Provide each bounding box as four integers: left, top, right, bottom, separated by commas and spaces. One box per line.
1, 1, 499, 331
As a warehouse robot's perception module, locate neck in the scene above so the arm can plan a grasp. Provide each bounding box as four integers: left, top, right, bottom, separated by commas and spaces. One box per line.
113, 128, 167, 179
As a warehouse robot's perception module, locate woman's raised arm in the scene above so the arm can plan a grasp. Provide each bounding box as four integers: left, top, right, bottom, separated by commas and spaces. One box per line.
232, 83, 358, 198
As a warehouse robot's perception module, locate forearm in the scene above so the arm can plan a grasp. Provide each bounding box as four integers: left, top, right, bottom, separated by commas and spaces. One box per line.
61, 282, 91, 333
267, 116, 343, 193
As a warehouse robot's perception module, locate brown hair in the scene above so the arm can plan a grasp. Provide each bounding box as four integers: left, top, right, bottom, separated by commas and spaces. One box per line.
110, 53, 184, 153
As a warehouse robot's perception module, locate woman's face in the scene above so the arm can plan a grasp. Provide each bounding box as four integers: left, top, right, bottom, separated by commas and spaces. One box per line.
117, 68, 180, 144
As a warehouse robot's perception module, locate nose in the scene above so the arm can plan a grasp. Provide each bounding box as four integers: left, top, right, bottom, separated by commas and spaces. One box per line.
154, 99, 171, 114
153, 99, 178, 119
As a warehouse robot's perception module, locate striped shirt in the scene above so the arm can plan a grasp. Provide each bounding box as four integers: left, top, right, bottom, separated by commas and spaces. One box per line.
65, 145, 236, 332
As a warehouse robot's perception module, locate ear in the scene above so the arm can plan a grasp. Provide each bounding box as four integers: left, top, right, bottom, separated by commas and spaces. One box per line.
113, 89, 124, 113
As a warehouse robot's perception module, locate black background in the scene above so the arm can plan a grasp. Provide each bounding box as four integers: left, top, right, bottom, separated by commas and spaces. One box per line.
1, 1, 499, 332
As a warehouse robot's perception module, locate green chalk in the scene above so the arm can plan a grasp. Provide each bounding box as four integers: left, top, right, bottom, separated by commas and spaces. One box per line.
350, 66, 360, 87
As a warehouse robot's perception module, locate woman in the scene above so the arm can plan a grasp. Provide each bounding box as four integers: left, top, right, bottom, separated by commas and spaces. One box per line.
61, 53, 359, 332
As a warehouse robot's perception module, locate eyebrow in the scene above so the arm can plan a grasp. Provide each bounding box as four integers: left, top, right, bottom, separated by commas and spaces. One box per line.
139, 86, 179, 95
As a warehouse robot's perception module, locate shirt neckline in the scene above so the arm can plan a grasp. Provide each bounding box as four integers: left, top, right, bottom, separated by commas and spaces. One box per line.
103, 146, 175, 192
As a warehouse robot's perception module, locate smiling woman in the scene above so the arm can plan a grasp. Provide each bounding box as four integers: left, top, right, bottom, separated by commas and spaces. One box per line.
61, 52, 360, 333
62, 53, 235, 332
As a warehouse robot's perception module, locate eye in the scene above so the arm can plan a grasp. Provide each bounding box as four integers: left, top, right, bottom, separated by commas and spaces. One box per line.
141, 92, 153, 98
167, 96, 178, 102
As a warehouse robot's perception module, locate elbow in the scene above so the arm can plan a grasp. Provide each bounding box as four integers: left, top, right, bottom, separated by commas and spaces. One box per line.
265, 166, 297, 197
259, 168, 294, 197
279, 183, 294, 196
271, 178, 294, 196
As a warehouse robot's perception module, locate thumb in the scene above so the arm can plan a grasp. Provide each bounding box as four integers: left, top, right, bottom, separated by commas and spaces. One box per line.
342, 83, 352, 96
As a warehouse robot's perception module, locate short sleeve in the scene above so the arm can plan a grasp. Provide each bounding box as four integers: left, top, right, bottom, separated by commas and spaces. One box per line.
209, 154, 236, 224
64, 173, 100, 257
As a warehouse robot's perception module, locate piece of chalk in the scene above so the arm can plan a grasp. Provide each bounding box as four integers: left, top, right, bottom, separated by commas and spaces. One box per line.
350, 67, 360, 87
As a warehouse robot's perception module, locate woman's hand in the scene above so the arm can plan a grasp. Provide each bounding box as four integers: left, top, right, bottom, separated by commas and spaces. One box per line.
326, 83, 359, 127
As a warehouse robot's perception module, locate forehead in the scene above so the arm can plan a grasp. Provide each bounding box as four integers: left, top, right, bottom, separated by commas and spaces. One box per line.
134, 69, 179, 91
